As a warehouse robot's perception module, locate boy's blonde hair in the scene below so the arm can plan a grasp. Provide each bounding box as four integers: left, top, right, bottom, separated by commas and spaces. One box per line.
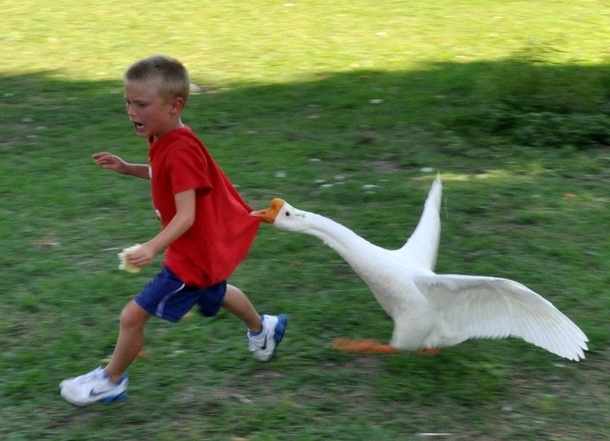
124, 55, 190, 104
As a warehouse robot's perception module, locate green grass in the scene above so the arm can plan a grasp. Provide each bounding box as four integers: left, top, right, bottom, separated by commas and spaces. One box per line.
2, 1, 610, 439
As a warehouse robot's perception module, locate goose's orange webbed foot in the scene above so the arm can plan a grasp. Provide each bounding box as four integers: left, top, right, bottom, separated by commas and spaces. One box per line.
332, 338, 399, 354
417, 347, 441, 355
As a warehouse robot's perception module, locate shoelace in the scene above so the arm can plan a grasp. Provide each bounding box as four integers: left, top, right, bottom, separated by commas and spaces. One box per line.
74, 369, 104, 383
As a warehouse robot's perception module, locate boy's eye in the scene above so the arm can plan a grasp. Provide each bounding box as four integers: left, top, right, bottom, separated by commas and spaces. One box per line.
125, 100, 147, 108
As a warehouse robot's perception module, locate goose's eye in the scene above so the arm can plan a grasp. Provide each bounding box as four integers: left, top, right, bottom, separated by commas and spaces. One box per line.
285, 211, 291, 217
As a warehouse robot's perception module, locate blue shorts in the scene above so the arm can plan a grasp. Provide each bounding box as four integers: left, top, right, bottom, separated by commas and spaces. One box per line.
135, 267, 227, 323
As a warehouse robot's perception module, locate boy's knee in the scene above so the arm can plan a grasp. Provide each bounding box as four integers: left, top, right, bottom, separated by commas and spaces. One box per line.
119, 301, 149, 329
223, 284, 244, 302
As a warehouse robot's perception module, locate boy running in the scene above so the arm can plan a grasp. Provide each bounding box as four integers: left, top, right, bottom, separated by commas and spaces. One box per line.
60, 55, 287, 406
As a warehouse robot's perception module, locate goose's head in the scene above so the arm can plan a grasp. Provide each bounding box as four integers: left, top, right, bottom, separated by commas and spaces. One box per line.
251, 198, 309, 232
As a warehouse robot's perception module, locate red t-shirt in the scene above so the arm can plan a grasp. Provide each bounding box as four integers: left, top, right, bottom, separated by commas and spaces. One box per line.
148, 126, 261, 287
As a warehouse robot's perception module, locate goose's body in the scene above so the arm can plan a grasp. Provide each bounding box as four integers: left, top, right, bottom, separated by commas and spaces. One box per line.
252, 176, 588, 361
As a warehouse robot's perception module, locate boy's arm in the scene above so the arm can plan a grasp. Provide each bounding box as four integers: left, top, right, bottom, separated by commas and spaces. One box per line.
122, 163, 150, 179
92, 152, 150, 180
126, 189, 196, 268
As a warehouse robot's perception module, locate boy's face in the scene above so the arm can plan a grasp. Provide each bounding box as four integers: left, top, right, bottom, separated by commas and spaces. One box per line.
124, 80, 184, 141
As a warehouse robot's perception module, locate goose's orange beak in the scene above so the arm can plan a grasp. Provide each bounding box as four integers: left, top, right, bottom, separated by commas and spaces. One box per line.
251, 198, 285, 223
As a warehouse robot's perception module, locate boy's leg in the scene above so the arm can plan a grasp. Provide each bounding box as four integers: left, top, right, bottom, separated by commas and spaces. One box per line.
222, 284, 287, 362
59, 300, 149, 406
222, 284, 262, 333
105, 300, 151, 382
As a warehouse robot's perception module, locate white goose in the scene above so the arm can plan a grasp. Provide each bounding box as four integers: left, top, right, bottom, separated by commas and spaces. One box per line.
252, 175, 588, 361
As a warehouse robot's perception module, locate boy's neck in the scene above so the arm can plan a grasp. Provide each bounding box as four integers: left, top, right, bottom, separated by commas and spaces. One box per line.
152, 121, 185, 142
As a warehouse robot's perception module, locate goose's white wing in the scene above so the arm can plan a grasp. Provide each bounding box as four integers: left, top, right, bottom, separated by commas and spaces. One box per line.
396, 175, 442, 271
414, 274, 588, 361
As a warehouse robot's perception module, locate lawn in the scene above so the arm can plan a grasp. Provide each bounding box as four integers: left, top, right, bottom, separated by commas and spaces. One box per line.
1, 1, 609, 440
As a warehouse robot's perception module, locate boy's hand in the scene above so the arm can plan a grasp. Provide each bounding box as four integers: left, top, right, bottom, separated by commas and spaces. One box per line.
125, 243, 156, 269
93, 152, 129, 174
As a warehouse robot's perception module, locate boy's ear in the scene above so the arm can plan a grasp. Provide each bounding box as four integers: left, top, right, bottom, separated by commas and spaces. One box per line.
169, 96, 186, 114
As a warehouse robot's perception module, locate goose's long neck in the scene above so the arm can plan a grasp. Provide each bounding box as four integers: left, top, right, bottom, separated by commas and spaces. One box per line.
304, 211, 395, 288
301, 212, 402, 318
304, 213, 374, 260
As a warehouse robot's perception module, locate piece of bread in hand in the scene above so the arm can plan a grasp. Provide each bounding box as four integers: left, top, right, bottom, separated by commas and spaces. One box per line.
118, 244, 142, 273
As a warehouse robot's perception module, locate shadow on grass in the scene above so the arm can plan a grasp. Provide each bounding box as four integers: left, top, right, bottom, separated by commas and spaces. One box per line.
2, 58, 610, 156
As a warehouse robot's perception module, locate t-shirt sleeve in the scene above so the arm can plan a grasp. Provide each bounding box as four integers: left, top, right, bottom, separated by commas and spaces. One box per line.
167, 144, 213, 196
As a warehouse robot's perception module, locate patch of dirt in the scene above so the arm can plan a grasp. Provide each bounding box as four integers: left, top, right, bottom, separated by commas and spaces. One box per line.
373, 160, 401, 173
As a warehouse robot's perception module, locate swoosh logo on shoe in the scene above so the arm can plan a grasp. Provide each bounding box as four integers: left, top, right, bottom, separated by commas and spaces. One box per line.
89, 388, 110, 398
261, 334, 268, 350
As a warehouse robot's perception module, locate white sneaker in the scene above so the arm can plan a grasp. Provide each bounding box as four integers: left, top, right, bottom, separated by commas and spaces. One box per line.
248, 314, 287, 361
59, 367, 128, 406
